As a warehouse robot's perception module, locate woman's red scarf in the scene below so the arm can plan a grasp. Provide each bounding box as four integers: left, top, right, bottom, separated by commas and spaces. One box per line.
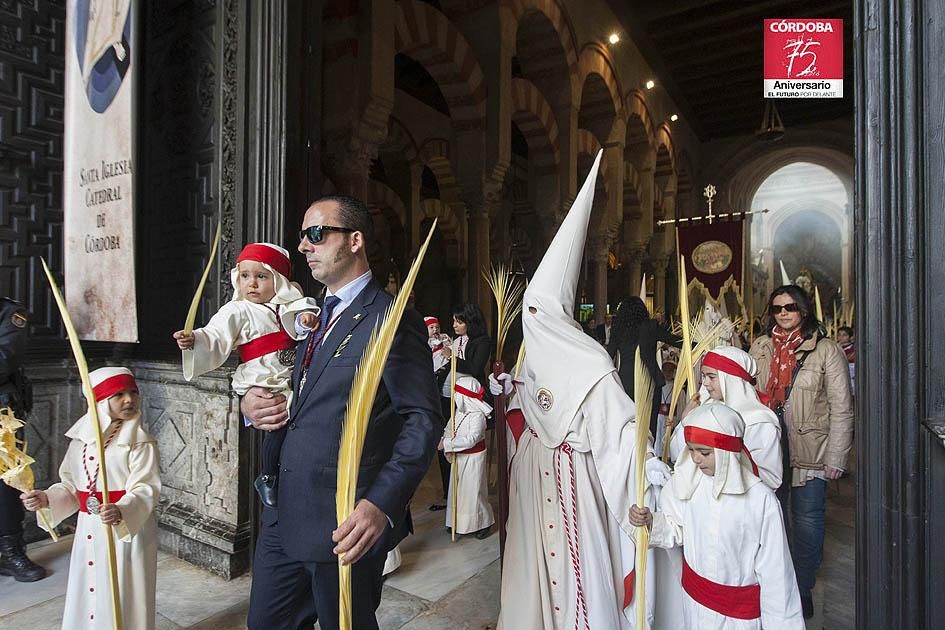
767, 327, 804, 409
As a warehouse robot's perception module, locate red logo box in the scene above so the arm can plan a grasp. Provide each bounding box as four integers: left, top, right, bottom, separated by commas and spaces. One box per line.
764, 19, 843, 98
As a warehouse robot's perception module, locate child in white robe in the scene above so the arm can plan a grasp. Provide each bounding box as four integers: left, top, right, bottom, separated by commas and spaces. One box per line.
21, 367, 161, 630
670, 347, 783, 490
173, 243, 318, 506
440, 375, 494, 538
630, 404, 804, 629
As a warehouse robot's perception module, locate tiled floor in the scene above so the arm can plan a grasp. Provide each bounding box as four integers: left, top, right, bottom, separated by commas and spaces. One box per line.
0, 466, 854, 629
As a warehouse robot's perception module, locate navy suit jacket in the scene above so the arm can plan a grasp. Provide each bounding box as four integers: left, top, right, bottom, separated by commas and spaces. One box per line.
271, 279, 441, 563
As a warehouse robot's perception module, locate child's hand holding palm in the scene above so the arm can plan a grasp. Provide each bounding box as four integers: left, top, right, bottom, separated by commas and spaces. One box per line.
173, 330, 195, 350
99, 503, 123, 525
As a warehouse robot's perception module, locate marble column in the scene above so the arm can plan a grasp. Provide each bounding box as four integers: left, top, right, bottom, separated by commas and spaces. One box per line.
469, 209, 492, 313
408, 161, 423, 252
652, 256, 670, 315
591, 254, 609, 319
625, 245, 647, 298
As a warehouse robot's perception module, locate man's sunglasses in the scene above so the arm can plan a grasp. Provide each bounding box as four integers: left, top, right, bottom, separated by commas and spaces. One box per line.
769, 303, 801, 314
298, 225, 355, 244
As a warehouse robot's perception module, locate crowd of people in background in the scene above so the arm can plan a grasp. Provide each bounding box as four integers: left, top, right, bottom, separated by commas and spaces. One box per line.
579, 281, 854, 623
3, 188, 856, 629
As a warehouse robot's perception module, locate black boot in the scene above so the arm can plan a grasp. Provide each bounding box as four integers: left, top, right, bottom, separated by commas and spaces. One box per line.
0, 534, 47, 582
254, 473, 279, 508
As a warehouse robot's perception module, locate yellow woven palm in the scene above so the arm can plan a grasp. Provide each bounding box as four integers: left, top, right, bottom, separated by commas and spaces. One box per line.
0, 407, 57, 541
660, 256, 736, 462
41, 257, 122, 629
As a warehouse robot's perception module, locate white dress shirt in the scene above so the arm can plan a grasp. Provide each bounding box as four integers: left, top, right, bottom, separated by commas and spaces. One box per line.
320, 270, 373, 341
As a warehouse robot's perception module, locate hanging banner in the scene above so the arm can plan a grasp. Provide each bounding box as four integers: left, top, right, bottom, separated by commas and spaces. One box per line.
63, 0, 138, 342
677, 220, 744, 300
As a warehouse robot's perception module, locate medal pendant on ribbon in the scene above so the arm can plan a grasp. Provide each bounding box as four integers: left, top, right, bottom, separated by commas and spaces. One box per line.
278, 348, 296, 367
85, 494, 101, 515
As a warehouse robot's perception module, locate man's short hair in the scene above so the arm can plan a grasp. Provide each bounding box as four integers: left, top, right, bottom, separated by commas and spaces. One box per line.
316, 195, 374, 243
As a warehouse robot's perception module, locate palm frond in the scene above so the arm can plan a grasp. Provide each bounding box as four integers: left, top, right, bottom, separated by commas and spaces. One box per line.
513, 341, 526, 379
449, 350, 458, 542
183, 219, 222, 335
660, 316, 730, 462
633, 348, 655, 629
482, 264, 525, 362
678, 256, 696, 392
40, 258, 120, 627
336, 220, 438, 629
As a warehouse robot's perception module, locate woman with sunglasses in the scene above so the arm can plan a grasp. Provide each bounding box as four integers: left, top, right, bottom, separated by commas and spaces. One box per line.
749, 284, 853, 619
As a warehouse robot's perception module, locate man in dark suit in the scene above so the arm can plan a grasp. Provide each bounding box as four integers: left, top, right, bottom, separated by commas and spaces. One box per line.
241, 196, 440, 629
594, 313, 613, 346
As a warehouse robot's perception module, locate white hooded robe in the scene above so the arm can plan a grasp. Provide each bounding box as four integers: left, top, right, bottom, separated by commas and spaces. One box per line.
38, 402, 161, 630
651, 405, 803, 630
670, 347, 783, 490
498, 152, 652, 629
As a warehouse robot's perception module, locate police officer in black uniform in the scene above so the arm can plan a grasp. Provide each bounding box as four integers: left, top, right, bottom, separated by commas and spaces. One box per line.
0, 297, 46, 582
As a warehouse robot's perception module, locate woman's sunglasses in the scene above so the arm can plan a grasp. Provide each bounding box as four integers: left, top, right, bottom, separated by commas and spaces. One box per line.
298, 225, 355, 244
769, 303, 801, 314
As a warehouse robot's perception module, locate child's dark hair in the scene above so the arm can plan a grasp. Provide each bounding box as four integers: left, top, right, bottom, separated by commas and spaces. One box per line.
838, 325, 854, 336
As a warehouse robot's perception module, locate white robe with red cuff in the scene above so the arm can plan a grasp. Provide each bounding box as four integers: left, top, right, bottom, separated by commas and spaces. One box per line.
443, 409, 494, 534
499, 373, 654, 630
183, 298, 317, 403
648, 474, 804, 630
38, 416, 161, 630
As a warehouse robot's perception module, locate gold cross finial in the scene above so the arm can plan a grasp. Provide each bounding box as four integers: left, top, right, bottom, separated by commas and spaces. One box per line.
703, 184, 717, 224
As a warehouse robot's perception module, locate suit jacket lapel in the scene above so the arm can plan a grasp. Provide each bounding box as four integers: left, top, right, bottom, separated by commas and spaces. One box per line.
291, 336, 307, 394
292, 280, 382, 414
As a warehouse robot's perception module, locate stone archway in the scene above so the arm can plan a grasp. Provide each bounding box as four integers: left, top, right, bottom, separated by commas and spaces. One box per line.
772, 207, 844, 301
578, 44, 624, 146
394, 0, 488, 129
509, 0, 580, 109
510, 78, 561, 169
748, 160, 852, 312
714, 138, 853, 215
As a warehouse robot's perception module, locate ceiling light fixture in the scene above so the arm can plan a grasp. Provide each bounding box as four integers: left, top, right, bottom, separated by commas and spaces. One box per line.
645, 80, 655, 90
670, 114, 679, 122
755, 100, 785, 142
608, 33, 620, 45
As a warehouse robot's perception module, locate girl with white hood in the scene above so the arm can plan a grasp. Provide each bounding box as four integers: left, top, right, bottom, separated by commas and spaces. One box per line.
670, 346, 784, 490
172, 243, 319, 506
20, 367, 161, 630
630, 404, 804, 629
440, 375, 495, 538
